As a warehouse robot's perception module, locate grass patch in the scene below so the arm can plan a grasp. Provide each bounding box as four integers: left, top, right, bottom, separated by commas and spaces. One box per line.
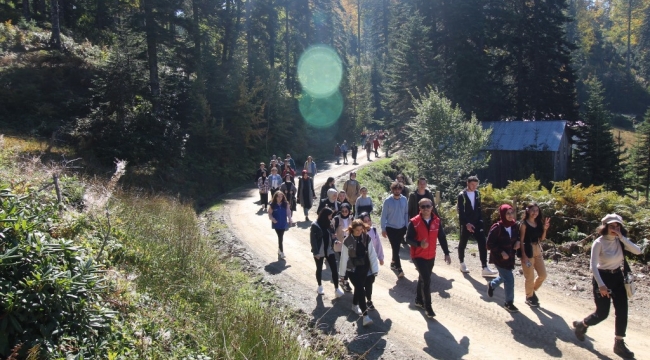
611, 127, 636, 152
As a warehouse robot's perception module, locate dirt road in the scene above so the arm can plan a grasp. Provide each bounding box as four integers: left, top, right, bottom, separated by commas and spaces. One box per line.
225, 156, 650, 359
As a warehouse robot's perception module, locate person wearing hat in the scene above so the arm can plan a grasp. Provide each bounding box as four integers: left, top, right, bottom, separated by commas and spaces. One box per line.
297, 170, 316, 221
573, 213, 641, 359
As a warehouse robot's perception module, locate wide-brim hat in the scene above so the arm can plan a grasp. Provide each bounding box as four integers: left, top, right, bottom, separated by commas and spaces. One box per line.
601, 213, 623, 225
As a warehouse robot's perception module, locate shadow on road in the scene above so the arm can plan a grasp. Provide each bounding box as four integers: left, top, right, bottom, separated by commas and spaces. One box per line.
264, 259, 291, 275
424, 319, 470, 359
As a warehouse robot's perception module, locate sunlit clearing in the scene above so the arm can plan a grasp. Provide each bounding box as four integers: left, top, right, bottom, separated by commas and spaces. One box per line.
297, 45, 343, 98
298, 90, 343, 129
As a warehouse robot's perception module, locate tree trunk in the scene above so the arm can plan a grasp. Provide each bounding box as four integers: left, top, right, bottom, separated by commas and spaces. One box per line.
144, 0, 160, 112
49, 0, 61, 49
192, 0, 202, 73
627, 0, 633, 73
357, 0, 361, 65
23, 0, 30, 20
268, 0, 276, 69
285, 1, 292, 95
96, 0, 106, 29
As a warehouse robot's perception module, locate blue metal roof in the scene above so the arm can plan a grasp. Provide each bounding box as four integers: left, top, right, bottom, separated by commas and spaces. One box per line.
481, 120, 567, 152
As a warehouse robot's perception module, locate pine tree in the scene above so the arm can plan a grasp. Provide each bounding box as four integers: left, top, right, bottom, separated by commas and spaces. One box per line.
572, 78, 622, 191
638, 3, 650, 83
382, 6, 433, 142
630, 109, 650, 200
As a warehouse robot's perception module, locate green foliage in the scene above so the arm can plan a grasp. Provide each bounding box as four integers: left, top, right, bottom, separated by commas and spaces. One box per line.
405, 88, 491, 199
0, 187, 114, 358
628, 109, 650, 200
572, 78, 624, 193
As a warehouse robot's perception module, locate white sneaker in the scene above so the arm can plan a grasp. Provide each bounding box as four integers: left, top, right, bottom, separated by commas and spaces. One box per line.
278, 250, 285, 259
351, 305, 362, 316
482, 266, 498, 277
460, 262, 469, 273
317, 286, 324, 295
363, 315, 373, 327
334, 288, 344, 298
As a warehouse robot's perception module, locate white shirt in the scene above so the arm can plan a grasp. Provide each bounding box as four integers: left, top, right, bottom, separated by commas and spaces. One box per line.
467, 191, 476, 209
505, 226, 512, 237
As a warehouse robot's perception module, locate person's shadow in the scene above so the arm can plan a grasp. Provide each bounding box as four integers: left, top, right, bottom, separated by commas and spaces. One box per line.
423, 319, 470, 359
256, 207, 266, 215
388, 278, 417, 305
348, 313, 393, 359
264, 259, 291, 275
296, 219, 312, 229
310, 295, 341, 336
463, 273, 492, 301
506, 311, 563, 357
532, 307, 614, 359
430, 272, 454, 299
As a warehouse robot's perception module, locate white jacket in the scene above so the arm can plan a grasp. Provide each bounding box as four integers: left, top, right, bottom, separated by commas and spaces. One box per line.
339, 233, 380, 277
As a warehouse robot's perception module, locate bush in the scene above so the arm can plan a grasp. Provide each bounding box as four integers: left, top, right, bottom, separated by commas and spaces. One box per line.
0, 187, 114, 357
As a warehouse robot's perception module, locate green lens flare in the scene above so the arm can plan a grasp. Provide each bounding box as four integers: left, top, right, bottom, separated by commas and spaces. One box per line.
298, 45, 343, 98
299, 90, 343, 128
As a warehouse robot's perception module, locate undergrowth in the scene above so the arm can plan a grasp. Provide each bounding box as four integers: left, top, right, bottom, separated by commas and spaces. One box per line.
0, 136, 342, 358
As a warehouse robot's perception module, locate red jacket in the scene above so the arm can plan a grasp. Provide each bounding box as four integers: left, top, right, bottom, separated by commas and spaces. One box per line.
408, 214, 440, 260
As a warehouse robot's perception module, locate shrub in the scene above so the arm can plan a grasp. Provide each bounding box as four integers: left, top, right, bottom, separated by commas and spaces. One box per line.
0, 188, 114, 357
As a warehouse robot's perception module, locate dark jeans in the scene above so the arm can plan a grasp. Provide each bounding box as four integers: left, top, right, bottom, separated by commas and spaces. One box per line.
342, 151, 348, 163
260, 193, 268, 208
314, 254, 339, 288
583, 270, 628, 337
275, 229, 285, 252
458, 223, 488, 268
349, 265, 370, 314
413, 258, 436, 306
365, 274, 375, 301
386, 226, 407, 269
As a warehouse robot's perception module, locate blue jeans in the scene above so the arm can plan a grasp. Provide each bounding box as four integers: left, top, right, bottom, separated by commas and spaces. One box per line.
490, 265, 514, 303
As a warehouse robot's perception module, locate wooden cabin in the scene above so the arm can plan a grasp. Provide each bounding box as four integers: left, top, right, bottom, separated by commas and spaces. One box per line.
477, 120, 571, 188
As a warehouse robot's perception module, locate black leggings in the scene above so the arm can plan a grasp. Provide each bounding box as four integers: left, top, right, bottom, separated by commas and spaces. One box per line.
275, 229, 285, 252
349, 265, 370, 314
260, 193, 269, 208
314, 254, 339, 288
583, 271, 628, 337
365, 274, 375, 302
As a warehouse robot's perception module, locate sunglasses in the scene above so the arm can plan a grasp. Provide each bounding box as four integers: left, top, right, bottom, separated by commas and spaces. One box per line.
420, 204, 433, 209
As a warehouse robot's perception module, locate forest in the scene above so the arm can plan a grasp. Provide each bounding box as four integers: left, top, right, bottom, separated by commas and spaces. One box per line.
1, 0, 650, 199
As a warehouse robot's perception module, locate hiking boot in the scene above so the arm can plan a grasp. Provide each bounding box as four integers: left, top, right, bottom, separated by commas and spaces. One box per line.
366, 301, 375, 311
503, 302, 519, 313
613, 338, 634, 359
362, 315, 373, 327
487, 282, 494, 298
460, 262, 469, 273
425, 306, 436, 318
482, 266, 498, 277
317, 285, 324, 295
572, 321, 588, 341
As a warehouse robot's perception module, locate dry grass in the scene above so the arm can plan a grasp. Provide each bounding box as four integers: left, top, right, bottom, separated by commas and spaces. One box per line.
611, 127, 637, 151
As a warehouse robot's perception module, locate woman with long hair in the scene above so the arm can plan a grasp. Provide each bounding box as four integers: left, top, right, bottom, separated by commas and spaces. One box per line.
320, 177, 336, 200
573, 214, 641, 359
268, 191, 292, 259
297, 170, 316, 221
280, 173, 297, 213
310, 207, 344, 298
519, 202, 550, 307
359, 212, 384, 311
339, 219, 379, 327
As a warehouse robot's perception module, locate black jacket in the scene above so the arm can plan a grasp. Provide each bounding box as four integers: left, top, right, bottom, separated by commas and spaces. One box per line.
487, 222, 519, 270
457, 189, 482, 226
408, 189, 440, 219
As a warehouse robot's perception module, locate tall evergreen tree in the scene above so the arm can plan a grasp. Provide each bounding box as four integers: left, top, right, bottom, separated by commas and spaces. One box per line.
630, 109, 650, 200
572, 78, 622, 191
382, 6, 433, 142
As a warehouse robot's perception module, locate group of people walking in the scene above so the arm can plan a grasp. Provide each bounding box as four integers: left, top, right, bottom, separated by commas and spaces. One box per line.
259, 162, 641, 357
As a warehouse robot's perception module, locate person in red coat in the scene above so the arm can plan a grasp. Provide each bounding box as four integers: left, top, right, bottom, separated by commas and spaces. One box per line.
405, 198, 451, 318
